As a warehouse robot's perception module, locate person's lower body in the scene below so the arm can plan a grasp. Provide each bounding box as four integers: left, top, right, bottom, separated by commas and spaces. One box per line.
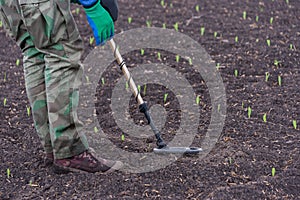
0, 0, 122, 173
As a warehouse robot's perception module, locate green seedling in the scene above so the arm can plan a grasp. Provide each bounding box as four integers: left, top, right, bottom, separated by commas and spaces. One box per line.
138, 85, 141, 93
160, 0, 165, 7
188, 58, 193, 65
146, 20, 151, 28
274, 59, 280, 67
125, 82, 129, 90
243, 11, 247, 20
265, 72, 270, 82
242, 101, 244, 109
248, 106, 252, 118
195, 5, 200, 12
128, 17, 132, 24
7, 168, 11, 178
89, 36, 94, 45
176, 55, 180, 63
85, 75, 89, 83
216, 63, 220, 70
3, 98, 7, 106
235, 36, 239, 43
121, 134, 125, 141
162, 23, 166, 29
16, 59, 20, 66
140, 48, 145, 56
286, 0, 289, 4
263, 113, 267, 123
157, 52, 161, 60
196, 95, 200, 105
256, 15, 259, 22
217, 104, 221, 112
271, 167, 276, 176
75, 7, 80, 15
101, 77, 105, 85
173, 22, 179, 32
234, 69, 238, 77
214, 31, 218, 38
292, 120, 297, 129
278, 75, 282, 86
270, 17, 274, 25
143, 85, 147, 96
0, 20, 2, 28
266, 39, 271, 47
27, 105, 31, 116
163, 93, 168, 103
94, 126, 98, 133
4, 72, 6, 82
289, 44, 294, 50
200, 27, 205, 36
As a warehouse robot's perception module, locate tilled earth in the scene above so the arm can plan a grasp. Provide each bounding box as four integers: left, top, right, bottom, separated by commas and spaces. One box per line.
0, 0, 299, 199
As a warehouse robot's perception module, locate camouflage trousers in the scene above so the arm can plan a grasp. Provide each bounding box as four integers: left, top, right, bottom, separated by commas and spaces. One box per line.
0, 0, 89, 159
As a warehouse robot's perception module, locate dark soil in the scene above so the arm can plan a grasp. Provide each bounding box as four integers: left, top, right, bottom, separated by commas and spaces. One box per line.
0, 0, 299, 199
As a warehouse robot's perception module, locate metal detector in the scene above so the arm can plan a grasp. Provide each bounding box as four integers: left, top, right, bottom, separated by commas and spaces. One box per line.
108, 39, 202, 155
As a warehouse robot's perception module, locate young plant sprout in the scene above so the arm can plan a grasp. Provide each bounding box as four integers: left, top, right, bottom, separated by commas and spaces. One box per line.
289, 44, 294, 50
235, 36, 239, 43
140, 48, 145, 56
263, 113, 267, 123
256, 15, 259, 22
176, 55, 180, 63
143, 85, 147, 96
286, 0, 289, 4
3, 98, 7, 106
138, 85, 141, 93
271, 167, 276, 176
75, 7, 80, 15
188, 57, 193, 65
214, 31, 218, 38
0, 20, 2, 28
200, 27, 205, 36
234, 69, 238, 77
196, 95, 200, 105
4, 72, 6, 82
121, 134, 125, 141
248, 106, 252, 118
162, 23, 166, 29
16, 59, 20, 66
128, 17, 132, 24
267, 39, 271, 47
85, 75, 89, 83
27, 105, 31, 116
125, 81, 129, 90
270, 17, 274, 25
195, 5, 200, 12
101, 77, 105, 85
278, 75, 282, 86
243, 11, 247, 20
217, 104, 221, 112
292, 120, 297, 129
89, 36, 94, 45
157, 52, 161, 60
94, 126, 98, 133
242, 101, 244, 109
216, 63, 220, 70
173, 22, 179, 32
274, 59, 280, 67
7, 168, 10, 178
163, 93, 168, 103
265, 72, 270, 82
146, 20, 151, 27
160, 0, 165, 7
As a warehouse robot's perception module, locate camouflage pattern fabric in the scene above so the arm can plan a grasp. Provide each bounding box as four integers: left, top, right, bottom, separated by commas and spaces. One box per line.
0, 0, 89, 159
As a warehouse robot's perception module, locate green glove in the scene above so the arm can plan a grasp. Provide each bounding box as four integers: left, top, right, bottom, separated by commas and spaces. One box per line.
83, 0, 114, 45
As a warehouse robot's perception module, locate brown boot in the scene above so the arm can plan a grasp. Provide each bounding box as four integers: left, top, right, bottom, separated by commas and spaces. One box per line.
53, 149, 123, 174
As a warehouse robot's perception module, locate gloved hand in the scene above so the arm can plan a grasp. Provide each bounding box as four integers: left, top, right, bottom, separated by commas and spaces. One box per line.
80, 0, 114, 45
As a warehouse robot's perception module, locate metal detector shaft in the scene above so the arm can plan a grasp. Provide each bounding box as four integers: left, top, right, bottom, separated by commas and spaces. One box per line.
108, 39, 167, 148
